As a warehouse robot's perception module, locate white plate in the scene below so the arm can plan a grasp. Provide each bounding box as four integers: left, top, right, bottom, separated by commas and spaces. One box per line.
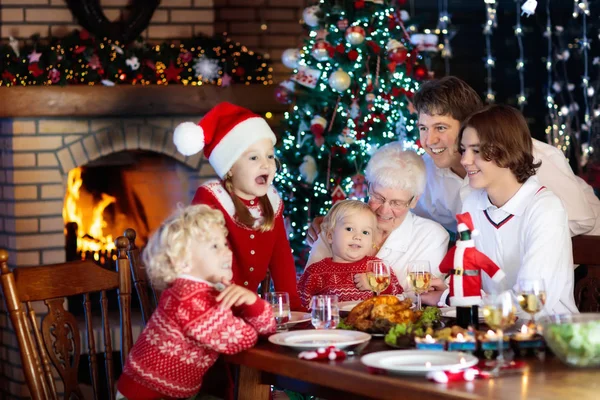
441, 307, 485, 321
288, 311, 311, 325
269, 329, 371, 351
361, 350, 478, 375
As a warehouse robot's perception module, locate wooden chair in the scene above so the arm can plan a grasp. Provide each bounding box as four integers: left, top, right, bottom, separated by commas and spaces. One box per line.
0, 237, 133, 400
573, 235, 600, 312
124, 228, 158, 326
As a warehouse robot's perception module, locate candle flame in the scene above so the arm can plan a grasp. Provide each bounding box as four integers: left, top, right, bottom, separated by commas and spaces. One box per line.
456, 333, 465, 342
425, 334, 435, 343
486, 330, 496, 336
521, 325, 528, 334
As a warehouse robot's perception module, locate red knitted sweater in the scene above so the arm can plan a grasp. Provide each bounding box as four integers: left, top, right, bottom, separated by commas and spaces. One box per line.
117, 278, 276, 399
298, 256, 404, 309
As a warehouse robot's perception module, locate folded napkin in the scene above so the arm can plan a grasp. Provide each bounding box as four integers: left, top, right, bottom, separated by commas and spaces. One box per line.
298, 346, 347, 361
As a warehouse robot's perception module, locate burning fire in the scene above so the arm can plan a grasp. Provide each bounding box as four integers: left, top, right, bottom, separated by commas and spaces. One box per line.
63, 167, 116, 254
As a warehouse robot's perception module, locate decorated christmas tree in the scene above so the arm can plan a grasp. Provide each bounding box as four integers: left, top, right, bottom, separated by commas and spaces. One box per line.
275, 0, 431, 264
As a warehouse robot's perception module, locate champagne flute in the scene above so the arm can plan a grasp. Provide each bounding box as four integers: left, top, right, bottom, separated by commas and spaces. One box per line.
482, 291, 517, 375
517, 279, 546, 327
407, 260, 431, 310
365, 259, 391, 297
265, 292, 291, 332
310, 295, 340, 329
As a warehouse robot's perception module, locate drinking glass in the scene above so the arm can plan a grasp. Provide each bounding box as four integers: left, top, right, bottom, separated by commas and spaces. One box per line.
310, 295, 340, 330
265, 292, 291, 332
482, 291, 518, 376
407, 260, 431, 310
365, 259, 391, 297
517, 279, 546, 326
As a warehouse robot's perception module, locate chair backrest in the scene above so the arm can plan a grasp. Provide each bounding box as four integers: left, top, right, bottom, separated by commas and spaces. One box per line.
0, 237, 133, 400
572, 235, 600, 312
124, 228, 157, 326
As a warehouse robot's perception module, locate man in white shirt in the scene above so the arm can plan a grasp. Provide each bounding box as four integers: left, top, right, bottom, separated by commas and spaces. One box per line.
412, 76, 600, 236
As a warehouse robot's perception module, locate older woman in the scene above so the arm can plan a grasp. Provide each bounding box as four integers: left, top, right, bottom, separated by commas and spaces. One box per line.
305, 142, 449, 291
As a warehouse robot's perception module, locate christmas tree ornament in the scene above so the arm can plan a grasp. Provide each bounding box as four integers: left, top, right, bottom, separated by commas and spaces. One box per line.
329, 68, 351, 92
338, 126, 355, 145
220, 73, 233, 87
274, 80, 295, 104
126, 56, 140, 70
521, 0, 537, 17
348, 49, 359, 61
303, 5, 321, 27
27, 50, 42, 64
291, 66, 322, 89
410, 33, 439, 53
399, 10, 410, 21
312, 41, 332, 61
349, 98, 360, 119
48, 68, 61, 84
310, 115, 327, 137
28, 63, 44, 78
282, 48, 302, 69
438, 212, 505, 329
345, 26, 366, 45
299, 155, 318, 184
337, 19, 349, 30
8, 36, 20, 57
331, 185, 347, 204
180, 51, 193, 63
193, 57, 221, 80
350, 173, 368, 198
386, 39, 408, 63
414, 64, 428, 80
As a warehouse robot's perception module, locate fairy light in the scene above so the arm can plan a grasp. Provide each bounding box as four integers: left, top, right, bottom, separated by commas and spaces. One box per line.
514, 0, 526, 109
483, 0, 498, 103
544, 0, 562, 151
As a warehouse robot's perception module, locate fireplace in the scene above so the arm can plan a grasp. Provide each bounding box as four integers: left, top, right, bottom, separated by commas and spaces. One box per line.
0, 84, 284, 397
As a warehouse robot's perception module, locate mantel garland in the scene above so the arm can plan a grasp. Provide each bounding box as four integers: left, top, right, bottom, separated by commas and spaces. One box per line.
0, 29, 273, 87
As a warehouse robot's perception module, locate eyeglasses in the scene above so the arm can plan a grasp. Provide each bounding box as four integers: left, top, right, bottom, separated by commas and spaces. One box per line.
368, 189, 414, 211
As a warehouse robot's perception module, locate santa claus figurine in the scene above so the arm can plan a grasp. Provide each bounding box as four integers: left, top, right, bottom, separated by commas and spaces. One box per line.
438, 212, 505, 328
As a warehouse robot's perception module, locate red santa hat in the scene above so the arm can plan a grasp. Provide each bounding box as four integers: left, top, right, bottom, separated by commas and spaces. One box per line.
173, 102, 277, 178
456, 212, 479, 236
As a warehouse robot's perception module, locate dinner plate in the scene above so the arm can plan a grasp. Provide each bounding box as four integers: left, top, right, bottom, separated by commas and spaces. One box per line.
269, 329, 371, 351
288, 311, 311, 325
361, 350, 478, 375
441, 307, 485, 322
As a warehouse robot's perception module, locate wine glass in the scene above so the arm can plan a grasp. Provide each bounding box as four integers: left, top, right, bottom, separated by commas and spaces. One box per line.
517, 279, 546, 327
482, 291, 518, 376
407, 260, 431, 310
310, 295, 340, 330
265, 292, 291, 332
365, 259, 391, 297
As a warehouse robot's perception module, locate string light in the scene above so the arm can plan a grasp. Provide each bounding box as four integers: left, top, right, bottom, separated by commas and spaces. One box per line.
483, 0, 498, 103
514, 0, 527, 109
436, 0, 452, 75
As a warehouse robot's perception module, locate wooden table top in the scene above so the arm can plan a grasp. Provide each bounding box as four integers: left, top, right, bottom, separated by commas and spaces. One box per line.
226, 329, 600, 400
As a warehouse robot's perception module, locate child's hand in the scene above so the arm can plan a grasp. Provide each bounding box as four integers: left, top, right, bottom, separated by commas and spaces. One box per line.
353, 273, 371, 291
216, 282, 258, 309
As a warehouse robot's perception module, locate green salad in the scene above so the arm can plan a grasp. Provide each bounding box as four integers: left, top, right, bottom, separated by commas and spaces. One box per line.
545, 320, 600, 367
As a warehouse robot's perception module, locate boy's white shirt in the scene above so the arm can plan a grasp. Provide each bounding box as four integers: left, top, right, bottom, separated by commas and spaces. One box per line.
462, 176, 578, 317
305, 211, 449, 290
414, 138, 600, 236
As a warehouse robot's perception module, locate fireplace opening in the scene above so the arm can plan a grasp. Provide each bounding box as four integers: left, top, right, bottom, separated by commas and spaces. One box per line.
64, 150, 196, 315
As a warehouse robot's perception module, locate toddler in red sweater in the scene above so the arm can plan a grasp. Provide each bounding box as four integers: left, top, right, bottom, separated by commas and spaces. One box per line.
116, 204, 276, 400
298, 200, 404, 309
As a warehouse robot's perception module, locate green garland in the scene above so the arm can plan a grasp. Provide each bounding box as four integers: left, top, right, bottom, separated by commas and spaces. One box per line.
0, 30, 272, 87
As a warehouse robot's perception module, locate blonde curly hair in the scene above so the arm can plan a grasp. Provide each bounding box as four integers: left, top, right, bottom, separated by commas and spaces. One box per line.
320, 199, 375, 236
142, 204, 227, 289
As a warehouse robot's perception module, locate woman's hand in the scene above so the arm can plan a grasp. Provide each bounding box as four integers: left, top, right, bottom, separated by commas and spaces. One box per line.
306, 216, 325, 246
428, 277, 448, 292
216, 279, 258, 309
420, 290, 444, 306
353, 273, 371, 291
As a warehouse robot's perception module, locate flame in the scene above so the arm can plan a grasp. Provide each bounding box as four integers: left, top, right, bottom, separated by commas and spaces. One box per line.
63, 167, 116, 253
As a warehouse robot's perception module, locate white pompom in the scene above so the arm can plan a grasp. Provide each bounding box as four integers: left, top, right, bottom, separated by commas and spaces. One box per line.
173, 122, 205, 156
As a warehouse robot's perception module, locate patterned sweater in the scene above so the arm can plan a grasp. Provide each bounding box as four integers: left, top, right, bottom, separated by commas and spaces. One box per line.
117, 278, 276, 399
298, 256, 404, 309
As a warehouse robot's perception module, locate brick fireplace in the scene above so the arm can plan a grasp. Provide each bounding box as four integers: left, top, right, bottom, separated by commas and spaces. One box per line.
0, 84, 285, 398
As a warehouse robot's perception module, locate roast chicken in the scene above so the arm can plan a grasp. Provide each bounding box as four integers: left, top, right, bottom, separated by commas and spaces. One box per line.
345, 295, 420, 332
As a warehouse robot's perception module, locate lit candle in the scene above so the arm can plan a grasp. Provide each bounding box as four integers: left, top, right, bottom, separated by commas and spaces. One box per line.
447, 332, 476, 352
415, 334, 445, 351
514, 324, 534, 341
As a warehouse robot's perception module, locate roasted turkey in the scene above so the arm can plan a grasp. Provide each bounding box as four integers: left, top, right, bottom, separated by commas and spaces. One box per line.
345, 295, 420, 332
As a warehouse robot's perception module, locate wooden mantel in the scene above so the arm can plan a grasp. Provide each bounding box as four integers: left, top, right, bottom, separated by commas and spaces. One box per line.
0, 85, 287, 118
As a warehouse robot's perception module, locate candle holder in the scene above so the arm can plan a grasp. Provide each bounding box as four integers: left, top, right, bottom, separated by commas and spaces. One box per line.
447, 332, 477, 352
415, 334, 446, 351
476, 330, 510, 360
510, 324, 545, 357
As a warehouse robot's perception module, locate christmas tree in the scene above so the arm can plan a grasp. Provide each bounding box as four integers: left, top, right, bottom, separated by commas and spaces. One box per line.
275, 0, 431, 265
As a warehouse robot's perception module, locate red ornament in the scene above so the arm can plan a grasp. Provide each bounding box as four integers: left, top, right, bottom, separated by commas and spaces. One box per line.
235, 66, 246, 77
312, 41, 333, 61
79, 29, 90, 40
164, 61, 183, 82
336, 44, 346, 54
348, 50, 359, 61
388, 47, 408, 63
354, 0, 365, 9
310, 115, 327, 136
74, 45, 87, 54
414, 64, 428, 80
366, 41, 381, 54
28, 63, 44, 78
331, 185, 347, 204
180, 51, 193, 63
2, 70, 16, 82
345, 26, 366, 45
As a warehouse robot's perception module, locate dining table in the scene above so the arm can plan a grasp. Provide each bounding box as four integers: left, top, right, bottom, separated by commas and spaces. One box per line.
225, 321, 600, 400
